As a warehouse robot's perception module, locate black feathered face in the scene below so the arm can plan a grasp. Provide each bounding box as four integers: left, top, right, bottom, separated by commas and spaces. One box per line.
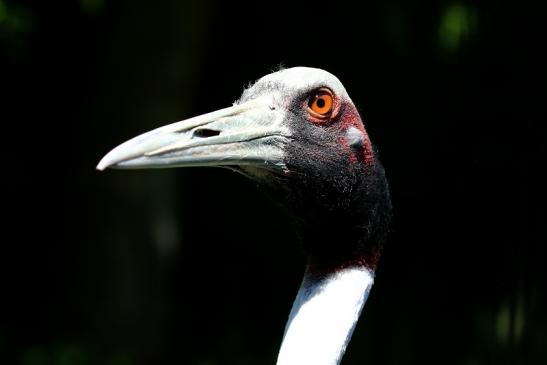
236, 68, 375, 176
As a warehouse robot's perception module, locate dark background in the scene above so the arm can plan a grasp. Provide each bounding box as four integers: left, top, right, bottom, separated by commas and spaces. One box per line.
2, 0, 546, 364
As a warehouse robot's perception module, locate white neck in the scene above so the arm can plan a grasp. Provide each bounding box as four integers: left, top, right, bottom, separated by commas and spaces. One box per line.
276, 265, 374, 365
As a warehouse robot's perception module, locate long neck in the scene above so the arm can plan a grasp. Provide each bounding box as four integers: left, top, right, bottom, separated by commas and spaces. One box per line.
276, 264, 374, 365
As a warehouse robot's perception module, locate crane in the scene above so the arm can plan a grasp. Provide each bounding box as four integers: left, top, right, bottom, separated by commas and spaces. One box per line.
98, 67, 391, 365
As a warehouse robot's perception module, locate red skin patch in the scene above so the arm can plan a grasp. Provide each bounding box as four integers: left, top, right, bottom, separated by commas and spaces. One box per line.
306, 93, 374, 166
336, 99, 374, 167
307, 247, 381, 278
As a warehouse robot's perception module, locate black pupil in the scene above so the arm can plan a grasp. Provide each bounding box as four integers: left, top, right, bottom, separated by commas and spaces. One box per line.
316, 97, 326, 109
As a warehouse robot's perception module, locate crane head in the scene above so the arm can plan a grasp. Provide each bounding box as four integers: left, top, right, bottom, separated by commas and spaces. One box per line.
98, 67, 373, 176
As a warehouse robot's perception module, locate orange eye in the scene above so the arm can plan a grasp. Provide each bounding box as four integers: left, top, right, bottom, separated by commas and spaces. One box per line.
308, 89, 334, 117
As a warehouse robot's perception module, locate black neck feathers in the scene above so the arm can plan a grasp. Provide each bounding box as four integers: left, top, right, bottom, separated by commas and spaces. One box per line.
278, 143, 392, 274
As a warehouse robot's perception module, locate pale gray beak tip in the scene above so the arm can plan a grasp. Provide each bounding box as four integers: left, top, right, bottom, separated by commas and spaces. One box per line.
96, 158, 110, 171
97, 141, 140, 171
97, 151, 121, 171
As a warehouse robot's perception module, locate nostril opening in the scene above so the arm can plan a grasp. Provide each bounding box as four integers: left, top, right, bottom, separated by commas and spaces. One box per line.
193, 128, 221, 138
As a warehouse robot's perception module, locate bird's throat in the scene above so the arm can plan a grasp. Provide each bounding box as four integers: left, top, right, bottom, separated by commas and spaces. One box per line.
276, 265, 374, 365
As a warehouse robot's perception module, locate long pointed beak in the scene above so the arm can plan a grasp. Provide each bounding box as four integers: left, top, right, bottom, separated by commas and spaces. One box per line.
97, 98, 289, 172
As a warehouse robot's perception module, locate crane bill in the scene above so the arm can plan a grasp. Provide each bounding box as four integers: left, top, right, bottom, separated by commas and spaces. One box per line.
97, 98, 290, 172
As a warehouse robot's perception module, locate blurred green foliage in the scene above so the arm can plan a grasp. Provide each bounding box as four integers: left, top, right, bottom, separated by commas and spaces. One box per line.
439, 3, 477, 53
0, 0, 33, 44
19, 343, 135, 365
79, 0, 104, 16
